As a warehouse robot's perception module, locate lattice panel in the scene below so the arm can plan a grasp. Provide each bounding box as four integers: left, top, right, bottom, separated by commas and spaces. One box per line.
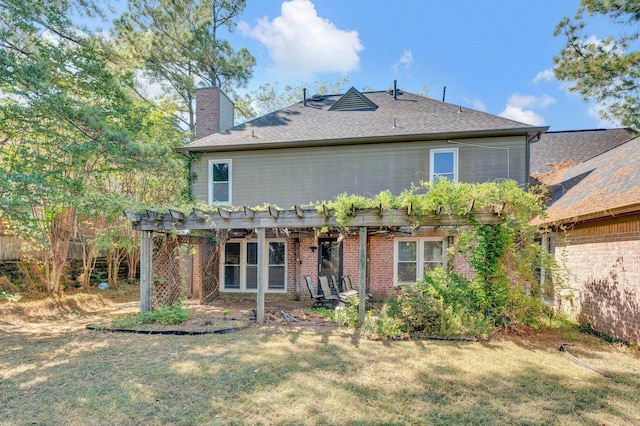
152, 234, 187, 307
150, 232, 223, 306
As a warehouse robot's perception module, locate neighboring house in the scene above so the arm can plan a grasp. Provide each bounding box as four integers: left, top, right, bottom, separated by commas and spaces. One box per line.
537, 134, 640, 344
175, 86, 546, 300
530, 128, 635, 177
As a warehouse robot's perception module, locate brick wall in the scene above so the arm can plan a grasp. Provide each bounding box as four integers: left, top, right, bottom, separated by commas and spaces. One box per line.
368, 236, 394, 298
299, 234, 318, 300
192, 243, 202, 298
342, 236, 359, 287
195, 87, 221, 140
286, 238, 299, 296
554, 216, 640, 344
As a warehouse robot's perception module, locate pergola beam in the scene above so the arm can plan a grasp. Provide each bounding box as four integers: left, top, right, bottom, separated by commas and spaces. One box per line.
128, 207, 500, 232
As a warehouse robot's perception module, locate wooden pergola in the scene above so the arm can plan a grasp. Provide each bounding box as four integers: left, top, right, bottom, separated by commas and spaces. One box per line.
126, 204, 501, 325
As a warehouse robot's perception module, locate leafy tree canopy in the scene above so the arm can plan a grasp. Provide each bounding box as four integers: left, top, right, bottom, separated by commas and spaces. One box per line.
554, 0, 640, 128
114, 0, 256, 137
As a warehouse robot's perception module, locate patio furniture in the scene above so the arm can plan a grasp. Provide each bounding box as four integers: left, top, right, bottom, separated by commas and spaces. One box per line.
341, 275, 375, 308
305, 275, 336, 308
321, 275, 359, 303
318, 276, 340, 305
331, 274, 348, 293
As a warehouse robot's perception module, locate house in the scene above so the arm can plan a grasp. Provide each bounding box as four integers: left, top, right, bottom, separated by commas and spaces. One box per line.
168, 85, 546, 304
536, 133, 640, 344
530, 128, 635, 177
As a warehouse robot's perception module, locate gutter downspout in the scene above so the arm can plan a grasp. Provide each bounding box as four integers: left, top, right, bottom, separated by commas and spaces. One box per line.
526, 132, 542, 188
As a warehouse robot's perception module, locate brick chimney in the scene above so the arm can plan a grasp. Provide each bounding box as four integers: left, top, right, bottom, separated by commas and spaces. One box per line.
195, 87, 235, 140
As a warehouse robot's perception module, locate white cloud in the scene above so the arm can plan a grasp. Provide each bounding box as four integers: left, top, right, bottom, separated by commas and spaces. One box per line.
499, 106, 545, 126
508, 93, 556, 109
471, 98, 487, 112
587, 103, 620, 128
463, 97, 487, 112
239, 0, 363, 78
392, 49, 413, 75
533, 69, 554, 84
498, 93, 556, 126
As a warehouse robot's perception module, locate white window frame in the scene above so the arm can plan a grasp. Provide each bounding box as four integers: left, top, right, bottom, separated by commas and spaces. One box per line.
393, 237, 448, 286
220, 239, 287, 293
208, 159, 232, 205
429, 148, 458, 182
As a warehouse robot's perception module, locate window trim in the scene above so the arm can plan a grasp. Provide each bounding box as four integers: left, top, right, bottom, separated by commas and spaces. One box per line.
208, 159, 232, 205
220, 239, 288, 293
429, 148, 458, 182
393, 237, 448, 286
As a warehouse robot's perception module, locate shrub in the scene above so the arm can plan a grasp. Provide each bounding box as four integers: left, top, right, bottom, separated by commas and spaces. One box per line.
112, 302, 193, 328
335, 298, 360, 328
0, 291, 22, 303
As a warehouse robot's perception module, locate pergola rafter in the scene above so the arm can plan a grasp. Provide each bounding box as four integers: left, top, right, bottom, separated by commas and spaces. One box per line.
126, 204, 502, 325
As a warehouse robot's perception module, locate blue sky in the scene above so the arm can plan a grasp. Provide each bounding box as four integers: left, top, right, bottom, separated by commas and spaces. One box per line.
226, 0, 621, 131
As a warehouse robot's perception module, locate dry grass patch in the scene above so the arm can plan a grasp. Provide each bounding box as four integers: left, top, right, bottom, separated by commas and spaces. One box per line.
1, 297, 639, 425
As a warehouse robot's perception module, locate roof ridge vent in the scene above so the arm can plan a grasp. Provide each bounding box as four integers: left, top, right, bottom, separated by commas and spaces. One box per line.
329, 87, 378, 111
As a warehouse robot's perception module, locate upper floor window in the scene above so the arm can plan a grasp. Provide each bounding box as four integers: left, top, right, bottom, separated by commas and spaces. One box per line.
429, 148, 458, 181
209, 160, 231, 205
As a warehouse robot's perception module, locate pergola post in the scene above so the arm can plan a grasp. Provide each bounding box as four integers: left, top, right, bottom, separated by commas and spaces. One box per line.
358, 226, 367, 325
140, 230, 153, 313
256, 228, 266, 325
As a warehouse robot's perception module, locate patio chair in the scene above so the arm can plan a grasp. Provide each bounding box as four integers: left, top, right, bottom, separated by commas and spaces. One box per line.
329, 275, 343, 292
305, 275, 335, 308
321, 275, 359, 304
341, 275, 375, 308
318, 276, 340, 306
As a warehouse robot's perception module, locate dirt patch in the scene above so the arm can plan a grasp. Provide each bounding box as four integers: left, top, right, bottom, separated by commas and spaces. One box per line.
0, 295, 336, 337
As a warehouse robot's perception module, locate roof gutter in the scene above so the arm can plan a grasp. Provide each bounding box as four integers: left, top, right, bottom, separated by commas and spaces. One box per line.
539, 201, 640, 228
175, 126, 549, 153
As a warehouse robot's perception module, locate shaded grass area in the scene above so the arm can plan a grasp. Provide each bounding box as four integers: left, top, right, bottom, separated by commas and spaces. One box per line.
1, 301, 639, 425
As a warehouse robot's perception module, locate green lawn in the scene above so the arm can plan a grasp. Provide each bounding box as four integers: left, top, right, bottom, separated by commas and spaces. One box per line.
1, 297, 638, 425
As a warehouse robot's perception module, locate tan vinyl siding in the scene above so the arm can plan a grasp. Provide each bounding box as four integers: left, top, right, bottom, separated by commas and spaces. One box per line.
192, 136, 527, 207
218, 92, 235, 132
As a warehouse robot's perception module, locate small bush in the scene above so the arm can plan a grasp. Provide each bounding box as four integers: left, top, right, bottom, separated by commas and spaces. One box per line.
112, 302, 193, 328
335, 298, 359, 327
363, 311, 404, 340
0, 291, 22, 303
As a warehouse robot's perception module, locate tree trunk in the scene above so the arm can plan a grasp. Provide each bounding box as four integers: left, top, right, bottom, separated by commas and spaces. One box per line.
80, 237, 97, 290
47, 208, 75, 297
126, 246, 140, 282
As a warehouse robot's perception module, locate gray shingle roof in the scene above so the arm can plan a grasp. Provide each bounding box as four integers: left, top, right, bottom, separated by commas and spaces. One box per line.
182, 90, 546, 152
541, 135, 640, 224
531, 128, 636, 175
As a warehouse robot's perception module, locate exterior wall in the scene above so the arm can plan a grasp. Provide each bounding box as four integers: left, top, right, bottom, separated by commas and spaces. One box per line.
218, 91, 235, 132
298, 234, 317, 298
368, 236, 395, 298
553, 216, 640, 344
192, 136, 527, 207
195, 87, 235, 140
195, 87, 220, 140
298, 231, 447, 301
